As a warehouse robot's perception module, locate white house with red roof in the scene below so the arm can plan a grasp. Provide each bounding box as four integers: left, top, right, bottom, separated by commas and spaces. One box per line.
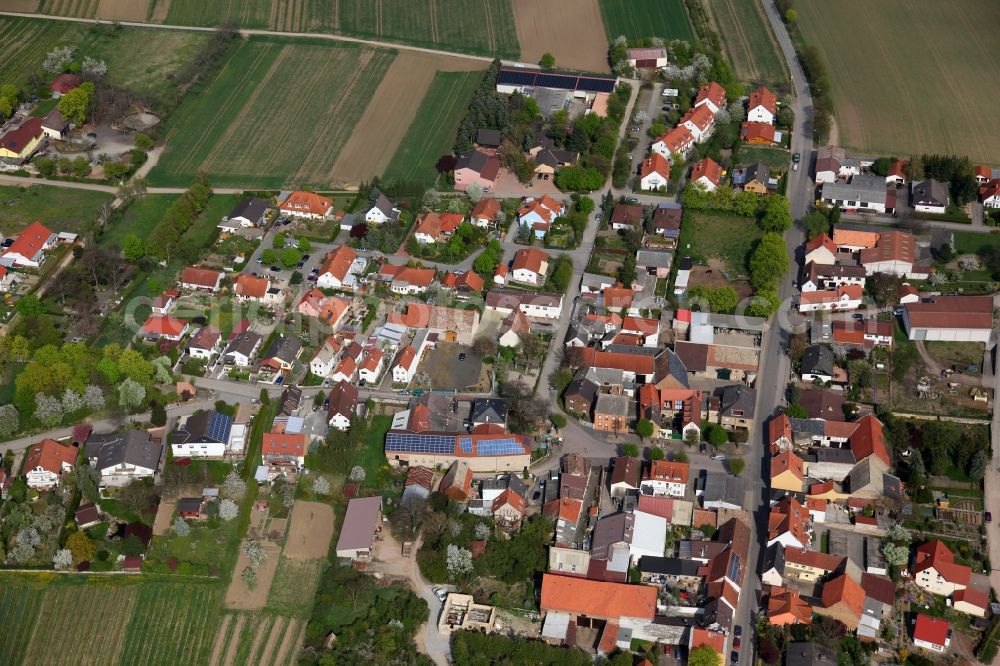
804, 233, 837, 265
179, 267, 223, 293
358, 348, 384, 383
279, 191, 332, 220
913, 540, 970, 597
980, 180, 1000, 209
414, 212, 464, 244
392, 330, 431, 383
798, 284, 863, 312
694, 81, 726, 114
261, 431, 306, 473
316, 244, 363, 291
511, 248, 550, 286
912, 614, 951, 653
187, 325, 222, 360
747, 86, 778, 124
651, 125, 694, 159
23, 439, 77, 490
2, 221, 56, 267
517, 195, 564, 229
680, 104, 717, 143
639, 152, 670, 191
690, 157, 722, 191
140, 315, 189, 341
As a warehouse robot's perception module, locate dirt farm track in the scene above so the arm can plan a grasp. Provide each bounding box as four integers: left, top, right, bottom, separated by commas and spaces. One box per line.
797, 0, 1000, 164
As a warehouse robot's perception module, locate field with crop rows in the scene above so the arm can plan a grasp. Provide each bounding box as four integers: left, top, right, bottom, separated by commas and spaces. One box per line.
707, 0, 786, 87
35, 0, 98, 18
266, 556, 325, 618
599, 0, 694, 42
796, 0, 1000, 163
0, 16, 76, 85
150, 37, 394, 188
0, 576, 222, 666
208, 612, 304, 666
382, 69, 483, 186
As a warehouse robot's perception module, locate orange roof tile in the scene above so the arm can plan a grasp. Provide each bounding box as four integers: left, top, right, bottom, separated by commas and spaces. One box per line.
770, 450, 804, 481
4, 221, 52, 262
261, 432, 305, 457
832, 228, 879, 249
913, 614, 950, 647
541, 574, 657, 620
234, 274, 269, 299
280, 191, 332, 217
914, 540, 971, 586
23, 438, 77, 476
141, 315, 187, 338
645, 459, 690, 485
180, 266, 223, 289
821, 573, 865, 621
512, 248, 550, 274
319, 244, 358, 282
656, 125, 694, 154
741, 121, 776, 143
695, 81, 726, 109
691, 157, 722, 186
767, 586, 813, 626
806, 232, 836, 254
471, 198, 502, 222
849, 415, 890, 465
640, 152, 670, 179
415, 212, 464, 240
749, 86, 778, 114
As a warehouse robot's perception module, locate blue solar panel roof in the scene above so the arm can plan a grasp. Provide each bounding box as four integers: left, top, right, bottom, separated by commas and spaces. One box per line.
459, 437, 472, 454
385, 432, 454, 454
497, 68, 616, 94
727, 554, 742, 582
476, 438, 525, 457
207, 411, 233, 443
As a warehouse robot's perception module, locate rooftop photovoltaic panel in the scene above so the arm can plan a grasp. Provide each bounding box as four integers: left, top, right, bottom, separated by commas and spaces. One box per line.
476, 438, 525, 457
207, 412, 233, 443
727, 554, 741, 582
385, 432, 455, 454
459, 437, 473, 454
498, 68, 616, 94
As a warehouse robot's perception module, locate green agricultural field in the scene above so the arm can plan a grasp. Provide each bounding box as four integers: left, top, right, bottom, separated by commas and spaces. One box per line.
599, 0, 694, 42
0, 17, 211, 105
0, 575, 222, 666
383, 69, 483, 186
211, 612, 304, 666
796, 0, 1000, 164
161, 0, 519, 57
706, 0, 786, 87
150, 37, 394, 189
35, 0, 98, 18
0, 184, 112, 236
684, 211, 764, 273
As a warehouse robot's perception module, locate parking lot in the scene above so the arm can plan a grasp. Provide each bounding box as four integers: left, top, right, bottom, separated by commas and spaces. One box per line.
243, 216, 339, 286
418, 342, 485, 390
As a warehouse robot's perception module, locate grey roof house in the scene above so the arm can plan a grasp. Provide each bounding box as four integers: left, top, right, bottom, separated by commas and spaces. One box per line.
701, 471, 744, 510
912, 179, 949, 209
336, 496, 382, 560
85, 430, 163, 486
801, 345, 835, 380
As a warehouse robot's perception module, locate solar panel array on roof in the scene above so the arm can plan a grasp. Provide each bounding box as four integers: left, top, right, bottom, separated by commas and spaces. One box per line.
207, 412, 233, 444
476, 438, 525, 457
497, 68, 616, 94
727, 554, 741, 582
385, 432, 454, 454
459, 437, 472, 454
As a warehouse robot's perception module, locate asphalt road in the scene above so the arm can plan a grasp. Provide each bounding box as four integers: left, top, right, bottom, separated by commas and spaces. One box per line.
727, 3, 815, 663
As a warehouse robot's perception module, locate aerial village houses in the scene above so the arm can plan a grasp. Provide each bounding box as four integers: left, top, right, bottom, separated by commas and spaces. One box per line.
2, 220, 56, 268
23, 439, 77, 490
747, 86, 778, 124
180, 267, 223, 293
454, 150, 501, 192
364, 192, 400, 225
0, 117, 45, 164
510, 248, 551, 286
690, 157, 722, 191
280, 191, 332, 220
316, 244, 363, 291
639, 152, 670, 191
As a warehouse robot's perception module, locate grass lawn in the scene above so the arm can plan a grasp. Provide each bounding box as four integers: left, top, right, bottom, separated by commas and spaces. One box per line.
383, 69, 484, 186
924, 341, 986, 371
684, 211, 764, 274
706, 0, 787, 87
98, 194, 178, 249
150, 37, 395, 189
599, 0, 695, 41
954, 231, 1000, 255
0, 16, 211, 107
736, 145, 790, 169
795, 0, 1000, 164
0, 184, 112, 237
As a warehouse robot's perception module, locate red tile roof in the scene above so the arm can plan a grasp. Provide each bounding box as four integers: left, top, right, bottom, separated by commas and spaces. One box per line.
741, 121, 776, 143
695, 81, 726, 109
261, 432, 305, 457
690, 157, 722, 186
517, 195, 563, 223
492, 488, 526, 516
860, 573, 896, 606
280, 191, 332, 217
690, 627, 725, 655
655, 125, 694, 154
768, 414, 792, 447
544, 497, 583, 523
749, 86, 778, 114
512, 248, 550, 274
913, 614, 950, 647
441, 270, 485, 293
415, 212, 464, 240
980, 180, 1000, 202
770, 450, 804, 481
575, 347, 655, 375
23, 439, 77, 475
904, 295, 995, 331
141, 315, 187, 338
645, 459, 690, 485
767, 586, 813, 625
0, 118, 43, 156
821, 573, 865, 621
681, 104, 716, 132
768, 496, 810, 546
954, 586, 989, 610
320, 244, 358, 282
640, 152, 670, 179
471, 198, 502, 222
540, 573, 657, 620
404, 465, 435, 490
180, 266, 222, 289
49, 74, 80, 94
849, 415, 890, 466
4, 220, 52, 262
832, 228, 880, 249
799, 284, 862, 306
234, 274, 269, 299
784, 548, 845, 573
806, 232, 836, 254
914, 539, 971, 586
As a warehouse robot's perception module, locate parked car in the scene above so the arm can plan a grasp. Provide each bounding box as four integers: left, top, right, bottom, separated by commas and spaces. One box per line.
275, 376, 284, 385
432, 587, 447, 602
792, 152, 801, 163
699, 442, 707, 454
625, 196, 639, 204
852, 312, 865, 320
735, 626, 742, 638
458, 352, 467, 361
731, 651, 739, 665
398, 389, 411, 395
269, 265, 281, 272
301, 254, 311, 261
986, 512, 993, 523
711, 453, 726, 461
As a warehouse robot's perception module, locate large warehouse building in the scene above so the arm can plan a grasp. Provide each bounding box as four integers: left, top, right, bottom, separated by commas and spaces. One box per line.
902, 295, 994, 342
